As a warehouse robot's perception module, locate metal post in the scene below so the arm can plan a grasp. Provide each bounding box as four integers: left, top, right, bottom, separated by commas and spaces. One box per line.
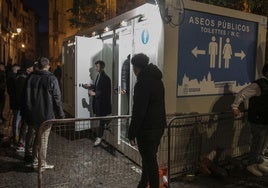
38, 126, 43, 188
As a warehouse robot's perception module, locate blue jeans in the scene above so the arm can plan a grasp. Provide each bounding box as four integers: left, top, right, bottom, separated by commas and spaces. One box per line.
12, 110, 21, 140
18, 118, 28, 145
248, 122, 268, 165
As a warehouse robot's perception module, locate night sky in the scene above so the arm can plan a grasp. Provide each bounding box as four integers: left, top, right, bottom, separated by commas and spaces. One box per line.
24, 0, 48, 32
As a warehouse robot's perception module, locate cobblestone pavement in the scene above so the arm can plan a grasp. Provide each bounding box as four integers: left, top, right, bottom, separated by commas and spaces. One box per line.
1, 119, 268, 188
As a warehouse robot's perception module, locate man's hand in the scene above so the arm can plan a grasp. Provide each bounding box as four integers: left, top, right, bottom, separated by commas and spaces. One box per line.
82, 83, 91, 89
88, 90, 95, 96
129, 139, 136, 146
121, 89, 127, 94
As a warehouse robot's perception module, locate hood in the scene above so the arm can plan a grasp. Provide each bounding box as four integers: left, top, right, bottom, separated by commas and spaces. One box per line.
34, 70, 53, 76
138, 63, 162, 81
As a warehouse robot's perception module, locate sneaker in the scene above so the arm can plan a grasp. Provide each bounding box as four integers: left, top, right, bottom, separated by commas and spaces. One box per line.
42, 164, 54, 170
32, 161, 38, 169
258, 162, 268, 173
247, 164, 263, 176
16, 146, 25, 152
32, 162, 54, 171
94, 137, 102, 147
16, 143, 25, 152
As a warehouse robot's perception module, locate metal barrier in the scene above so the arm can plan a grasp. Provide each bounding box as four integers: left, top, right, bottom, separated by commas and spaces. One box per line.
37, 112, 250, 187
166, 111, 250, 184
37, 115, 142, 188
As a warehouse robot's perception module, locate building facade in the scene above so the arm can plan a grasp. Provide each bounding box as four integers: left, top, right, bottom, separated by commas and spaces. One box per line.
48, 0, 147, 67
0, 0, 37, 65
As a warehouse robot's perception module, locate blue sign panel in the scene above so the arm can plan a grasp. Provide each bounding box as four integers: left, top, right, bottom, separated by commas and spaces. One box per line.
177, 10, 257, 97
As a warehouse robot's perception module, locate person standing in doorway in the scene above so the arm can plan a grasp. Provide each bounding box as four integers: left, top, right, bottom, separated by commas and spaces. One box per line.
24, 57, 64, 170
121, 54, 131, 115
83, 60, 111, 146
128, 53, 166, 188
232, 63, 268, 176
121, 54, 130, 96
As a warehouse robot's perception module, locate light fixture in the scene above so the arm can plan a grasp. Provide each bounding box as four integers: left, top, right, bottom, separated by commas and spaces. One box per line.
21, 44, 25, 48
104, 26, 109, 32
138, 14, 147, 22
16, 28, 22, 34
120, 20, 127, 27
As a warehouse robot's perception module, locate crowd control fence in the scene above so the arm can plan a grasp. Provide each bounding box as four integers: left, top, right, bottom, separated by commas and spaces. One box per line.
37, 112, 250, 188
37, 115, 143, 188
166, 111, 250, 184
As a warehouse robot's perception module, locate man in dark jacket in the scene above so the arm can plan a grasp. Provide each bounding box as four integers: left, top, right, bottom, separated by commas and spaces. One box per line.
128, 53, 166, 188
121, 54, 130, 95
83, 60, 111, 146
232, 63, 268, 176
5, 64, 21, 144
14, 60, 34, 152
24, 57, 64, 170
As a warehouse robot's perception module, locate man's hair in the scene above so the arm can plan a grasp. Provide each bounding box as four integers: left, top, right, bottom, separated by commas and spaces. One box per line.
38, 57, 50, 69
262, 63, 268, 76
131, 53, 149, 69
95, 60, 105, 69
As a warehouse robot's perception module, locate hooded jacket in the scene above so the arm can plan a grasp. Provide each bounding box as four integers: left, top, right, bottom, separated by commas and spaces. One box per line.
248, 78, 268, 124
128, 63, 166, 140
24, 70, 64, 125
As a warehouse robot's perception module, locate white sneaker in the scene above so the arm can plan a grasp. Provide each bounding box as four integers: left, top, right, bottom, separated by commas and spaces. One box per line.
32, 162, 54, 171
94, 137, 102, 146
32, 161, 38, 169
16, 146, 25, 152
42, 164, 54, 170
247, 164, 263, 176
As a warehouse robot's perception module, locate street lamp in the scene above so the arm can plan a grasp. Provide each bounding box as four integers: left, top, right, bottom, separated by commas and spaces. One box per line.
8, 27, 22, 64
16, 28, 22, 34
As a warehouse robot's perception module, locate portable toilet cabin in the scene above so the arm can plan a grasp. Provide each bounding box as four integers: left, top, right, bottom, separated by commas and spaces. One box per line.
62, 1, 267, 166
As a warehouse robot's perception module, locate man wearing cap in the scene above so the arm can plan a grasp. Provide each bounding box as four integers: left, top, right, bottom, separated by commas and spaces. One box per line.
128, 53, 166, 188
232, 63, 268, 176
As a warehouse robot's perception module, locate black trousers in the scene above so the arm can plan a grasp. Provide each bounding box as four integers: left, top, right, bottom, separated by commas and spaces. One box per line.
247, 122, 268, 165
97, 119, 106, 138
137, 135, 161, 188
